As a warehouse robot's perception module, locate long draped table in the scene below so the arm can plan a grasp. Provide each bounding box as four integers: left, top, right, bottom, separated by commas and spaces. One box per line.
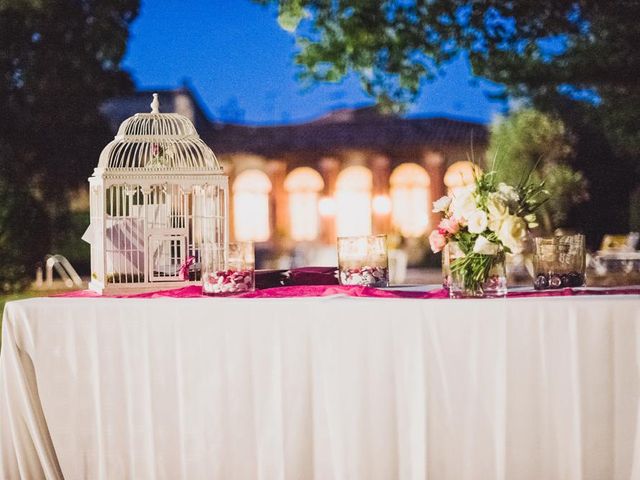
1, 292, 640, 479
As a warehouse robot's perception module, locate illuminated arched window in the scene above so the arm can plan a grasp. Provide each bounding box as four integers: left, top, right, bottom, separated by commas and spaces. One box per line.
285, 167, 325, 241
444, 161, 482, 195
233, 169, 271, 242
390, 163, 431, 237
335, 166, 372, 237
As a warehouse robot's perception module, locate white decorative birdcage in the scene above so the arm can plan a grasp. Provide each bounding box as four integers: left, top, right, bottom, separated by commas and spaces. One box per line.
84, 94, 228, 294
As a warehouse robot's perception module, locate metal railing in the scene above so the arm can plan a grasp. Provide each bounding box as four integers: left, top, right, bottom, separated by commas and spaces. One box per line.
35, 255, 83, 289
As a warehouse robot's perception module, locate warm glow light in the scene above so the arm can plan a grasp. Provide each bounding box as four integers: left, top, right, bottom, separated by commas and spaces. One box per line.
318, 196, 336, 216
444, 161, 482, 195
390, 163, 431, 237
335, 166, 372, 237
289, 193, 319, 241
372, 195, 392, 215
284, 167, 324, 192
233, 169, 271, 242
285, 167, 325, 241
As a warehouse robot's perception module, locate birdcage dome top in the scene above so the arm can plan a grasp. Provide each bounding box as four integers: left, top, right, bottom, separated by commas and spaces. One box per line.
97, 93, 222, 173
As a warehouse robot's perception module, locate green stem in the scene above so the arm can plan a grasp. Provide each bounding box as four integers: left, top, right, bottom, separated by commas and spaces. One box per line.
450, 252, 503, 294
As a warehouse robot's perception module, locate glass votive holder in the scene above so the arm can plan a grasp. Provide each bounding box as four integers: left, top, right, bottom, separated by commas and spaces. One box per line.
533, 234, 586, 289
337, 234, 389, 288
202, 241, 255, 295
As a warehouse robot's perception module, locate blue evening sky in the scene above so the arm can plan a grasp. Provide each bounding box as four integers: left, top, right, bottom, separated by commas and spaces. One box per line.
123, 0, 506, 125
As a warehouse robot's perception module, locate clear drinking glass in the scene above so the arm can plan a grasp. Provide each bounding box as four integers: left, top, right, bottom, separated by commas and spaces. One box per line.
202, 241, 255, 295
337, 234, 389, 287
533, 234, 586, 289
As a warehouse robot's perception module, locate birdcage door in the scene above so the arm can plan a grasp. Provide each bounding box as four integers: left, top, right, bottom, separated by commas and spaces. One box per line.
148, 232, 186, 281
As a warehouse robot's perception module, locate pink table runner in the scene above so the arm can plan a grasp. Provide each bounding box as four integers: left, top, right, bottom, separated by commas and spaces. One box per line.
55, 284, 640, 300
51, 265, 640, 299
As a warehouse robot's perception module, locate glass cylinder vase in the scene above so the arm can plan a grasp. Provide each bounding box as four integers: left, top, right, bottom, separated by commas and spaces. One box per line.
533, 234, 586, 289
202, 241, 255, 296
337, 234, 389, 287
446, 242, 507, 298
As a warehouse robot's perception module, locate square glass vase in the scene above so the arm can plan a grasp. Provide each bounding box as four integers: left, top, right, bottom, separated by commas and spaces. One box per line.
445, 242, 508, 299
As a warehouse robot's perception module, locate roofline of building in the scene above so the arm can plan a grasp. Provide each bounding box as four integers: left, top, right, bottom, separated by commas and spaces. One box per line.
131, 85, 490, 129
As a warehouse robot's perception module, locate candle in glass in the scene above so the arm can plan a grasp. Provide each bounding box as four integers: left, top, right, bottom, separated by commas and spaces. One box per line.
533, 234, 586, 289
337, 234, 389, 287
202, 241, 255, 295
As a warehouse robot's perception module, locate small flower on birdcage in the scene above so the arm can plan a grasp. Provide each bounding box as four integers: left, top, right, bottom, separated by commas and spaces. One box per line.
151, 143, 163, 157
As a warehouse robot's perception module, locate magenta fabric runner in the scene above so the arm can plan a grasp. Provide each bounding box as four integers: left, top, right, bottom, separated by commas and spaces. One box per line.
51, 266, 640, 299
54, 284, 640, 300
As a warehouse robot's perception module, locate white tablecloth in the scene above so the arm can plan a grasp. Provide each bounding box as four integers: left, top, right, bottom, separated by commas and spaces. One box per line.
1, 294, 640, 480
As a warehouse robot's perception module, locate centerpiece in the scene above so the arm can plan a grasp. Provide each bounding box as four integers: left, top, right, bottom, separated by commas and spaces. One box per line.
430, 163, 548, 298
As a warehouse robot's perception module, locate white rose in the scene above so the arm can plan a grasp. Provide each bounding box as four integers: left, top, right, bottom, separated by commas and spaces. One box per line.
432, 195, 452, 213
497, 183, 519, 203
497, 215, 527, 254
486, 193, 508, 231
473, 235, 500, 255
466, 209, 488, 234
450, 185, 477, 221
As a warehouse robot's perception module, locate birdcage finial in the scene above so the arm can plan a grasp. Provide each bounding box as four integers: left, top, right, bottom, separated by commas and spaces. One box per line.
150, 93, 160, 114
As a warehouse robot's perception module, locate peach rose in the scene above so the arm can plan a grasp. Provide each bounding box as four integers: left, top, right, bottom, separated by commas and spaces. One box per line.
438, 218, 460, 235
429, 230, 447, 253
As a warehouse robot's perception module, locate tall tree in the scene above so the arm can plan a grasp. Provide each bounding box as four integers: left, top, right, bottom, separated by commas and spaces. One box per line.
487, 108, 588, 232
0, 0, 139, 291
257, 0, 639, 240
257, 1, 639, 146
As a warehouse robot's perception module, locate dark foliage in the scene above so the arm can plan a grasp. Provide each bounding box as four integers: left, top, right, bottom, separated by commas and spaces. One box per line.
0, 176, 49, 293
259, 0, 640, 240
0, 0, 139, 290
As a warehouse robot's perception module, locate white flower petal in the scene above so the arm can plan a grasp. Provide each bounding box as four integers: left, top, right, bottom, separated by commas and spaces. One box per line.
473, 236, 500, 255
432, 195, 452, 213
467, 210, 488, 234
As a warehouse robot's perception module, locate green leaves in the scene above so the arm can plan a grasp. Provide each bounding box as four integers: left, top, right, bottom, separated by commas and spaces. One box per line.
488, 108, 585, 231
259, 0, 448, 109
256, 0, 640, 183
277, 0, 304, 32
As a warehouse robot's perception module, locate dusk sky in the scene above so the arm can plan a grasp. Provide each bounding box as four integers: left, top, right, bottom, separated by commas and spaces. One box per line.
123, 0, 506, 125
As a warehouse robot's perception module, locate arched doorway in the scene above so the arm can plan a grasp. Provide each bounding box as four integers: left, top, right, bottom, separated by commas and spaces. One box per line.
390, 163, 431, 237
444, 161, 482, 195
232, 169, 272, 242
335, 166, 373, 237
284, 167, 325, 241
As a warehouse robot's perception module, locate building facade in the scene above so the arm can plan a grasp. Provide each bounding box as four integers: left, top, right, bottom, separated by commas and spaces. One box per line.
101, 87, 488, 249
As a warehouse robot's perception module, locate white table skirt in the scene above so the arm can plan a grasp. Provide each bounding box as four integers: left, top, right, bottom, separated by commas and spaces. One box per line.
1, 294, 640, 480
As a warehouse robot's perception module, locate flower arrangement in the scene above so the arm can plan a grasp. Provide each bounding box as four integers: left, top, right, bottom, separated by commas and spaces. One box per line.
147, 142, 176, 168
430, 164, 548, 296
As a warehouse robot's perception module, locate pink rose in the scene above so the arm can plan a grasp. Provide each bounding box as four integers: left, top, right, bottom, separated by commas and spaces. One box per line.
429, 230, 447, 253
438, 218, 460, 235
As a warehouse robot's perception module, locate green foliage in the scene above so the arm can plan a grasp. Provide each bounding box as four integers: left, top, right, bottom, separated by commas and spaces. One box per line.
276, 0, 304, 32
0, 178, 50, 293
488, 109, 572, 185
488, 109, 587, 230
52, 211, 90, 275
541, 163, 589, 228
0, 0, 138, 290
258, 0, 640, 177
630, 187, 640, 232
